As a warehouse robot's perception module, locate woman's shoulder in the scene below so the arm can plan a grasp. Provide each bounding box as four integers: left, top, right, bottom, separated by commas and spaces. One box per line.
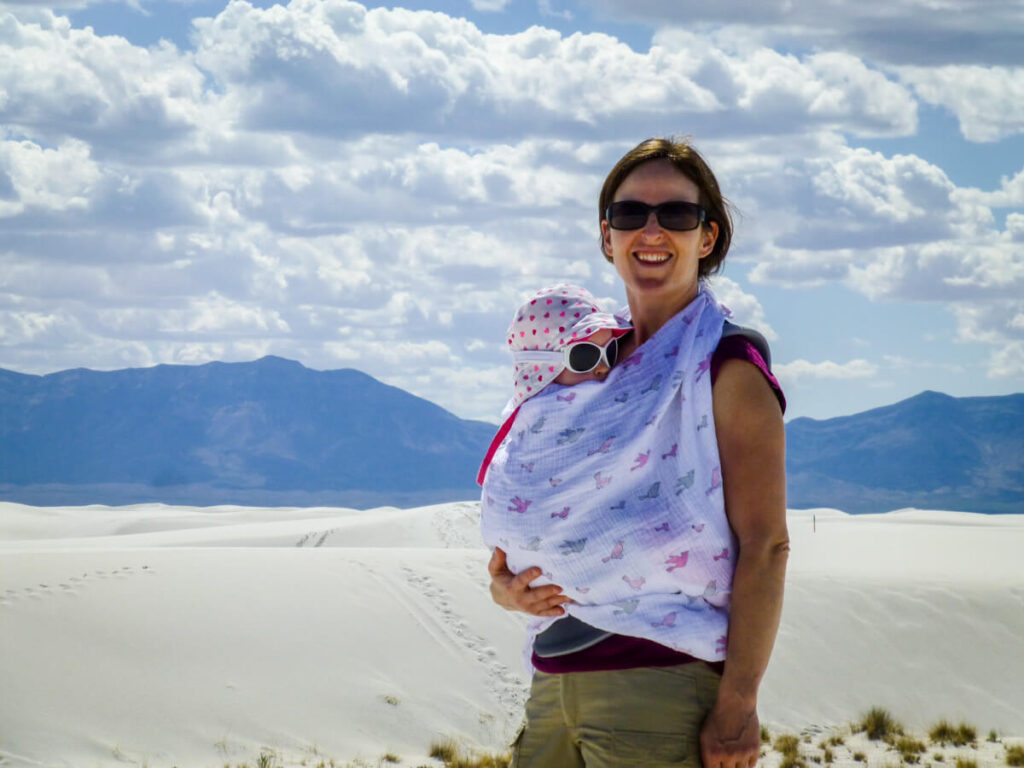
711, 333, 786, 415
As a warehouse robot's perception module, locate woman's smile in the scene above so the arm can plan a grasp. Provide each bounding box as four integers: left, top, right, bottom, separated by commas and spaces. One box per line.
633, 250, 672, 264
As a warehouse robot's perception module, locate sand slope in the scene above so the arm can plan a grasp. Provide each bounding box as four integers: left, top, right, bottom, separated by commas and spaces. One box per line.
1, 502, 1022, 767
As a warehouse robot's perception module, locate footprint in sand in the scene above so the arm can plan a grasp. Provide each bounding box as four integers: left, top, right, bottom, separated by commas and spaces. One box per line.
400, 566, 527, 729
1, 565, 153, 607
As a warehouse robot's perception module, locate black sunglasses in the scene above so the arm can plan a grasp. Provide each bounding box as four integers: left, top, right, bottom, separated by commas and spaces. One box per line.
605, 200, 707, 231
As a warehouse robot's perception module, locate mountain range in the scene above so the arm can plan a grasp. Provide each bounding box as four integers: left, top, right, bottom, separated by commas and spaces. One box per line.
0, 356, 495, 508
1, 357, 1020, 513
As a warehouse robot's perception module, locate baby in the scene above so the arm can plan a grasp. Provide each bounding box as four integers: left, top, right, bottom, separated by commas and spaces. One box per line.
477, 283, 632, 484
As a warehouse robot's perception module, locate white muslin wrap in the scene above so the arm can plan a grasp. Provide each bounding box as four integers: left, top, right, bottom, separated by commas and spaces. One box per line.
481, 286, 736, 662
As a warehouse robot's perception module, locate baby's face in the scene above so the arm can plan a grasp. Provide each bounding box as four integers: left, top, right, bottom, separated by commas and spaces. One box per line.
554, 329, 615, 386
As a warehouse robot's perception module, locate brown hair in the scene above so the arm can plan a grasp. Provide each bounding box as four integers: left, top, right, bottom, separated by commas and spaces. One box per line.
598, 137, 733, 278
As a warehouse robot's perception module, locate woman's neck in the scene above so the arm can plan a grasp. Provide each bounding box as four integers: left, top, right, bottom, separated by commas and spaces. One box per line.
624, 284, 701, 347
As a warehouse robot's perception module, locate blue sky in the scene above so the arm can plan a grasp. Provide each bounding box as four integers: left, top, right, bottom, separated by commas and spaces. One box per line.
1, 0, 1021, 423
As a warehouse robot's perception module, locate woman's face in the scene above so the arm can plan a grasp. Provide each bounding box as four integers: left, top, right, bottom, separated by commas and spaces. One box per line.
601, 158, 718, 307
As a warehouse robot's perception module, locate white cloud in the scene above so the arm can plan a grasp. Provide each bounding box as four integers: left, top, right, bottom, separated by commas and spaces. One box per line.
774, 358, 879, 381
0, 138, 100, 214
468, 0, 511, 10
898, 65, 1024, 142
988, 341, 1024, 378
537, 0, 572, 21
0, 10, 209, 151
589, 0, 1024, 66
742, 146, 1022, 301
962, 166, 1024, 209
185, 0, 916, 142
706, 275, 776, 340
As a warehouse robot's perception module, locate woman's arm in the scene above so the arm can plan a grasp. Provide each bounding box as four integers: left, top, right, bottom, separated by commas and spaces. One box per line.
702, 357, 789, 768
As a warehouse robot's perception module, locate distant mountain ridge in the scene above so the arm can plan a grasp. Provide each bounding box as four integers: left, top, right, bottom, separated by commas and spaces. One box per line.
786, 390, 1024, 514
0, 356, 496, 508
0, 359, 1021, 512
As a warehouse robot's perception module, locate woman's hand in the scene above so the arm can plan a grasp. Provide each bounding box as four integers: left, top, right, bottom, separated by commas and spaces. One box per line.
487, 547, 572, 617
700, 694, 761, 768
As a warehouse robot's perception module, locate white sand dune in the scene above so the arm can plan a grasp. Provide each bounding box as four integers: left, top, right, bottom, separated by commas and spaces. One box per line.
1, 501, 1022, 767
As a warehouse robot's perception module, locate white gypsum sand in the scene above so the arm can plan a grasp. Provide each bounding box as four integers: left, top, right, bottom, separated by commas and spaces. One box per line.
0, 502, 1022, 767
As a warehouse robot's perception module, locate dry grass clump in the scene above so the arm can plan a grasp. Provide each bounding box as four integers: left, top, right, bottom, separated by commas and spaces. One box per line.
774, 734, 806, 768
1006, 745, 1024, 767
930, 721, 979, 747
774, 734, 801, 757
428, 738, 509, 768
893, 736, 928, 764
857, 707, 904, 742
955, 758, 978, 768
853, 752, 867, 762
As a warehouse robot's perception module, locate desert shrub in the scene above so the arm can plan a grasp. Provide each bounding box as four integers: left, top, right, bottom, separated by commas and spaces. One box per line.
895, 736, 927, 763
428, 739, 509, 768
775, 734, 801, 758
930, 721, 977, 747
853, 752, 866, 762
933, 753, 944, 762
989, 731, 999, 743
828, 735, 846, 747
453, 754, 510, 768
430, 740, 458, 764
381, 754, 400, 764
824, 747, 834, 764
1006, 745, 1024, 767
255, 752, 278, 768
780, 756, 807, 768
858, 707, 903, 741
762, 726, 772, 743
955, 759, 978, 768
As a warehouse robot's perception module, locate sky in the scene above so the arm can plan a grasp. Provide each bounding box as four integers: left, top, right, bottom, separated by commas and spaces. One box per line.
0, 0, 1021, 424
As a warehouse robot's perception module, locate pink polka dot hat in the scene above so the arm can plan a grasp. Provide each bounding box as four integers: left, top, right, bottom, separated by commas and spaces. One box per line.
507, 283, 632, 407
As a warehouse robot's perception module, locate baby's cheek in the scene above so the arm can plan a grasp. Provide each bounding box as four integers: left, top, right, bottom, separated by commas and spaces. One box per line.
555, 369, 591, 385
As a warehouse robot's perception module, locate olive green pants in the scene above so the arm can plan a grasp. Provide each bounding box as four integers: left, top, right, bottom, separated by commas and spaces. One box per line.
510, 663, 721, 768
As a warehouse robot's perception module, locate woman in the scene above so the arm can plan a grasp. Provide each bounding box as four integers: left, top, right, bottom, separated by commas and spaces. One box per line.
485, 138, 789, 768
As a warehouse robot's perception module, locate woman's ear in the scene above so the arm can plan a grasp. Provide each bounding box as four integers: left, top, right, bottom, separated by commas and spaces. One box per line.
699, 221, 719, 259
601, 220, 613, 258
